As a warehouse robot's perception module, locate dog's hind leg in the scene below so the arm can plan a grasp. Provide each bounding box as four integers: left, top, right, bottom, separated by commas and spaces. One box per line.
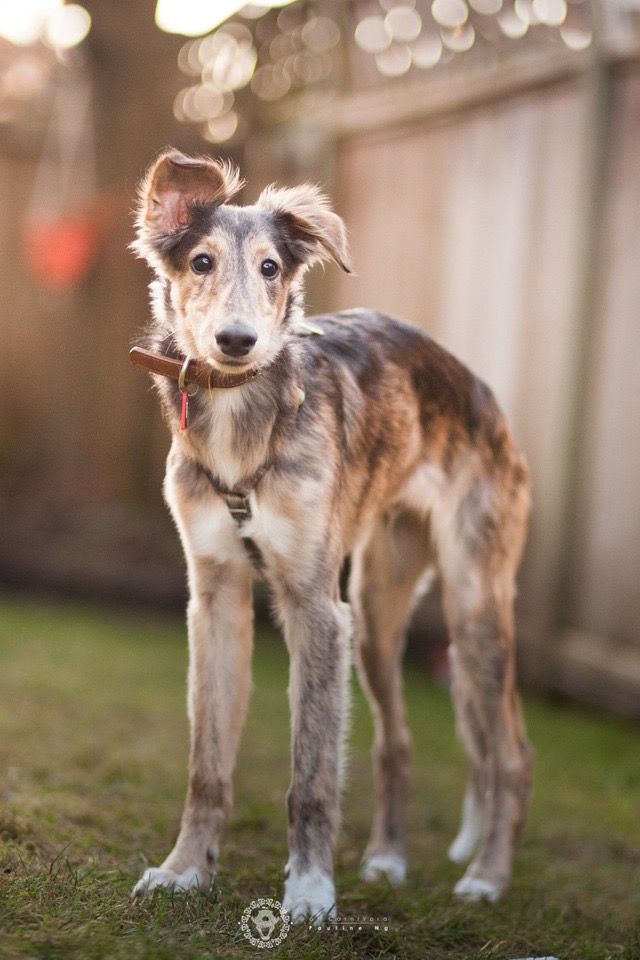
437, 471, 533, 902
350, 510, 434, 887
446, 669, 487, 865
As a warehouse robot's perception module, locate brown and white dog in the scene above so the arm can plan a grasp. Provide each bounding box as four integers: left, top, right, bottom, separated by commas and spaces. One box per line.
130, 150, 533, 920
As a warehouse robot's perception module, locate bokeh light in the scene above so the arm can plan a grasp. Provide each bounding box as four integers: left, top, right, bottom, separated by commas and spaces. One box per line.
156, 0, 245, 37
560, 24, 592, 49
0, 56, 49, 98
177, 40, 202, 76
532, 0, 567, 25
514, 0, 537, 25
301, 17, 340, 52
375, 43, 412, 76
385, 6, 423, 43
0, 0, 59, 46
168, 0, 597, 144
0, 0, 90, 48
469, 0, 503, 13
203, 108, 239, 141
411, 33, 443, 67
240, 4, 270, 19
441, 22, 476, 50
251, 62, 291, 99
498, 7, 529, 36
432, 0, 469, 29
355, 16, 391, 54
43, 4, 91, 49
379, 0, 415, 9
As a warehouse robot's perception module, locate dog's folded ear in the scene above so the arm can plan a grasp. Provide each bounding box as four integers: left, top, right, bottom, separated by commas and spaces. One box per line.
257, 184, 352, 274
133, 149, 243, 259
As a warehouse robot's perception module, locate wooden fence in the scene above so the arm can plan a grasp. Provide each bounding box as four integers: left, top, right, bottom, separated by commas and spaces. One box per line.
247, 49, 640, 714
0, 11, 638, 713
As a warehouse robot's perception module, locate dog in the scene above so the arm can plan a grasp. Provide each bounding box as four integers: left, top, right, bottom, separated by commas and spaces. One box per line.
129, 149, 533, 920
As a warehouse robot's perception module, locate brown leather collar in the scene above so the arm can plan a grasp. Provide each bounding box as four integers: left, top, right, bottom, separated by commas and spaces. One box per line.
129, 344, 259, 390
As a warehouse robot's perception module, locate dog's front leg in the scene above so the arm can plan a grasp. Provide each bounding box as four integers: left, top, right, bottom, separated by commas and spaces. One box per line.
279, 594, 351, 923
133, 559, 253, 896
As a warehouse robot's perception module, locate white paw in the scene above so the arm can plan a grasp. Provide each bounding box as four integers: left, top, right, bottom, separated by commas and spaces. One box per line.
448, 786, 484, 864
361, 852, 407, 886
448, 830, 480, 865
282, 864, 336, 925
132, 866, 206, 897
453, 875, 502, 903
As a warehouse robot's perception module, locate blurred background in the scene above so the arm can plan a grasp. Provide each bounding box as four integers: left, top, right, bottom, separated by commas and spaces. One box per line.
0, 0, 638, 716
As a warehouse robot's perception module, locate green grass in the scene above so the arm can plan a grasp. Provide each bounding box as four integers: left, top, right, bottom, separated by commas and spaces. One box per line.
0, 595, 638, 960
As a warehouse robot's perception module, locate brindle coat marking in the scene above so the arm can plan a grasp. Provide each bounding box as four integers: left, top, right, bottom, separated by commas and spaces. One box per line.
130, 150, 533, 918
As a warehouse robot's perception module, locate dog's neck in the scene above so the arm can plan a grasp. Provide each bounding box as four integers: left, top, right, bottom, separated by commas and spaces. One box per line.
182, 341, 304, 490
146, 285, 306, 490
191, 341, 300, 489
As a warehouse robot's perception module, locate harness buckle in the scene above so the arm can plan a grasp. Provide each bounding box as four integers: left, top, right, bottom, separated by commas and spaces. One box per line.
225, 492, 251, 522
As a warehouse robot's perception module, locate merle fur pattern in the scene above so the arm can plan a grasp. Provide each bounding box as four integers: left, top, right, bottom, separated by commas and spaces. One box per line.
129, 149, 533, 918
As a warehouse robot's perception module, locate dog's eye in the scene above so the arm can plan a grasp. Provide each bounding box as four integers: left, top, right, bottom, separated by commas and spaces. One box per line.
261, 259, 279, 279
191, 254, 213, 274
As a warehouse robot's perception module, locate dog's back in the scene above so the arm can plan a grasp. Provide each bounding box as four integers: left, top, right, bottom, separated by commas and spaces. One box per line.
291, 309, 528, 562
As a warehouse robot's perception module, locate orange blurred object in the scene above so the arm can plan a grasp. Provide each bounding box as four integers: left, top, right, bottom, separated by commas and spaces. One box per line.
24, 214, 99, 289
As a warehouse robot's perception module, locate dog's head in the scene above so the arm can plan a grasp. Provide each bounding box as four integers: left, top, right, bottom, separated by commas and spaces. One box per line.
133, 149, 352, 371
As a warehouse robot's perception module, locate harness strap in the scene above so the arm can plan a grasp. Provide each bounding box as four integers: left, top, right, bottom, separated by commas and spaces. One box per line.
199, 464, 268, 574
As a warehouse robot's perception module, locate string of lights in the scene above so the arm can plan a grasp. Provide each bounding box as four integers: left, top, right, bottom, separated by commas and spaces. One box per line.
168, 0, 595, 144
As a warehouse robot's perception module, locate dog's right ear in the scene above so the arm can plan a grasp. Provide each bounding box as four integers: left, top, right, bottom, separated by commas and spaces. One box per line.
133, 149, 243, 262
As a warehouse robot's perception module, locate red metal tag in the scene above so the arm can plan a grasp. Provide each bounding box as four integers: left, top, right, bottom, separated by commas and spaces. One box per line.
180, 389, 188, 430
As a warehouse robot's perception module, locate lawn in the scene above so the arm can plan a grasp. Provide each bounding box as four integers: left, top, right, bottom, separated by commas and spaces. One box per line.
0, 595, 638, 960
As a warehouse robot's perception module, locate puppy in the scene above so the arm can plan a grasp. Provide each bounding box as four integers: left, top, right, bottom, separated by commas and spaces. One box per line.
130, 150, 533, 920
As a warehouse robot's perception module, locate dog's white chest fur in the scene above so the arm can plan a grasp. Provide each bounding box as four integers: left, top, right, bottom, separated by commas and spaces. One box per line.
181, 388, 271, 492
242, 500, 296, 560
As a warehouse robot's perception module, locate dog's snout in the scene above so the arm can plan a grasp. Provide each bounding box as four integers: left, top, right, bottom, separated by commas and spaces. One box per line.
215, 324, 258, 358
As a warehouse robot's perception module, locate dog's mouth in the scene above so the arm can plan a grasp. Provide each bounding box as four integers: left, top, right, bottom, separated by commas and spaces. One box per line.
207, 353, 258, 373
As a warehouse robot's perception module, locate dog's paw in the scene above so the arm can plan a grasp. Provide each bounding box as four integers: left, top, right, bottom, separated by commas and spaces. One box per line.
361, 852, 407, 886
448, 830, 480, 865
447, 793, 484, 865
453, 874, 503, 903
131, 866, 207, 898
283, 865, 336, 925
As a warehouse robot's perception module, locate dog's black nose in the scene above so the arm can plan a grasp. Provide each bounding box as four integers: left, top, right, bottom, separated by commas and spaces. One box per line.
215, 324, 258, 357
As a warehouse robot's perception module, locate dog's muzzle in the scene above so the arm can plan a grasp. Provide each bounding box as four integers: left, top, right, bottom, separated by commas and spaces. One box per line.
215, 323, 257, 358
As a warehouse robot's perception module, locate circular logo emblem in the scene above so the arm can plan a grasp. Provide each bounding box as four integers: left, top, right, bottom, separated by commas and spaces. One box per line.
240, 897, 290, 949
